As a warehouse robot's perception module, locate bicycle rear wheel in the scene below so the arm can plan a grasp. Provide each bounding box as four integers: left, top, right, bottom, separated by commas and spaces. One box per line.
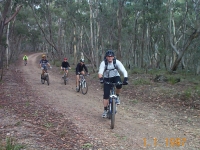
81, 80, 88, 95
111, 98, 116, 129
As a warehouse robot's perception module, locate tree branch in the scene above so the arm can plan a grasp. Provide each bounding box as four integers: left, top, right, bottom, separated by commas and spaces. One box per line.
4, 5, 23, 25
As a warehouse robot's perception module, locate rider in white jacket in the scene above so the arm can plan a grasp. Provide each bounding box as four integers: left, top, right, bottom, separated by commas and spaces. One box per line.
98, 50, 128, 118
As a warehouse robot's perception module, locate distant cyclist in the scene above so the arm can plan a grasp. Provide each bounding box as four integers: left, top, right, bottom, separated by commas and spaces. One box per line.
23, 55, 28, 65
75, 59, 89, 91
39, 54, 52, 78
61, 58, 71, 78
98, 50, 128, 118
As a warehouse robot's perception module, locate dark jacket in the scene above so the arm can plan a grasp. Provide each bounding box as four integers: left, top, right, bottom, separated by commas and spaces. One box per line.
76, 63, 88, 73
61, 61, 70, 68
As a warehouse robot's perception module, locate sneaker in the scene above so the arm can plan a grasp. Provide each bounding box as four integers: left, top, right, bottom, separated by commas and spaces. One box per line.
102, 110, 108, 118
116, 96, 120, 105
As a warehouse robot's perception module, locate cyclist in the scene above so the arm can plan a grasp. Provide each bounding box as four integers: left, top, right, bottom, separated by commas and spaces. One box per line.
39, 54, 52, 78
61, 58, 71, 78
23, 55, 28, 64
75, 59, 89, 91
98, 50, 128, 118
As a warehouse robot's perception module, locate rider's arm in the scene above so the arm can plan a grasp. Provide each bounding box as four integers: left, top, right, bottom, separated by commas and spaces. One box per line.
98, 61, 105, 78
83, 64, 88, 73
67, 62, 70, 67
116, 60, 128, 78
61, 62, 63, 69
75, 63, 79, 73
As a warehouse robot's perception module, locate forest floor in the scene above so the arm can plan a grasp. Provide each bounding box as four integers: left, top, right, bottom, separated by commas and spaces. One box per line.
0, 53, 200, 150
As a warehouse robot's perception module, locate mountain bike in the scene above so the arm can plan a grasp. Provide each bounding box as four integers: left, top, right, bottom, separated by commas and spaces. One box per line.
24, 60, 27, 66
105, 81, 124, 129
76, 74, 89, 95
62, 68, 70, 85
41, 67, 51, 85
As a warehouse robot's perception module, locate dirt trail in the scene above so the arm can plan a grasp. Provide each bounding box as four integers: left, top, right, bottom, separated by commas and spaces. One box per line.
1, 53, 199, 150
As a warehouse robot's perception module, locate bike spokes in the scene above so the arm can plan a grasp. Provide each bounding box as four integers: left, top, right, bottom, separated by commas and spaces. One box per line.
81, 80, 88, 95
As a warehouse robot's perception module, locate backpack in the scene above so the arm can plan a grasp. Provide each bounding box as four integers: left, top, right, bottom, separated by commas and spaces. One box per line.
104, 56, 118, 71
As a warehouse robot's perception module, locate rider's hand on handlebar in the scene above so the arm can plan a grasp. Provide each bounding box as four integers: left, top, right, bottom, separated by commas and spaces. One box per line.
123, 77, 128, 85
99, 77, 104, 84
50, 66, 52, 69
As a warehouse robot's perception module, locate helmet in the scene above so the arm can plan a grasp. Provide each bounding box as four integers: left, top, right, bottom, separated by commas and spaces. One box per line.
64, 58, 67, 60
105, 50, 114, 57
80, 59, 84, 63
42, 54, 46, 58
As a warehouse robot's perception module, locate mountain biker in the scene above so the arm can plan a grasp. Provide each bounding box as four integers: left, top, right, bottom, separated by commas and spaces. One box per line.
61, 58, 71, 77
23, 55, 28, 64
39, 54, 52, 78
98, 50, 128, 118
75, 59, 89, 91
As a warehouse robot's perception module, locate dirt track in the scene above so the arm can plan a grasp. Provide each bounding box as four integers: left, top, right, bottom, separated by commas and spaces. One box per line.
0, 53, 199, 150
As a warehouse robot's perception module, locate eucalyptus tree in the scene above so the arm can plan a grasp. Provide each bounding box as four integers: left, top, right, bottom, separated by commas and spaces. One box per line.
168, 0, 200, 71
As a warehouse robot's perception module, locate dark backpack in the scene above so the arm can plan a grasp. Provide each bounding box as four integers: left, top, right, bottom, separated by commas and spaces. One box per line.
104, 57, 118, 71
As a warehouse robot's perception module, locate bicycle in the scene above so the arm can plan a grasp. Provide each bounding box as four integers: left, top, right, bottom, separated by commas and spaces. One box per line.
62, 68, 70, 85
76, 74, 89, 95
41, 67, 51, 85
104, 81, 124, 129
24, 60, 27, 66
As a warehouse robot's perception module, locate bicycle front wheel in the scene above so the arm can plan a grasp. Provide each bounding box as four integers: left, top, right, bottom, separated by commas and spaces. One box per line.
46, 75, 50, 85
111, 98, 116, 129
81, 80, 88, 95
64, 75, 66, 85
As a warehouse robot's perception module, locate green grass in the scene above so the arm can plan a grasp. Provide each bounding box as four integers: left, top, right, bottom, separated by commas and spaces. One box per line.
133, 78, 151, 85
0, 137, 25, 150
82, 143, 93, 148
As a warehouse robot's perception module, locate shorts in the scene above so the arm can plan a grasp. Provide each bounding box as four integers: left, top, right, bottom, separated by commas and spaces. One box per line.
103, 76, 122, 99
62, 67, 69, 70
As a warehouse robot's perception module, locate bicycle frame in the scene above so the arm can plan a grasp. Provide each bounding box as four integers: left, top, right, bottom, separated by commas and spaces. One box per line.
41, 67, 50, 85
77, 74, 88, 95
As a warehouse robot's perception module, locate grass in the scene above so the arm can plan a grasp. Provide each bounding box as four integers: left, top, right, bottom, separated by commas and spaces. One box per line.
82, 143, 93, 148
132, 78, 151, 85
0, 137, 25, 150
44, 122, 52, 128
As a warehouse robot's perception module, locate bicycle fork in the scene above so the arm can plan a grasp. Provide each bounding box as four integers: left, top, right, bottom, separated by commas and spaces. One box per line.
109, 95, 118, 113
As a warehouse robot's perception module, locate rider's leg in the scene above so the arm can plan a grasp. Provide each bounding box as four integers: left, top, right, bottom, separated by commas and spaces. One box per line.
81, 71, 85, 75
102, 80, 110, 117
66, 69, 69, 76
115, 76, 122, 105
76, 74, 79, 88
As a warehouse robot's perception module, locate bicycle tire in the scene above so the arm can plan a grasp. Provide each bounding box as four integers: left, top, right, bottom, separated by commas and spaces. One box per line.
76, 81, 80, 92
64, 75, 66, 85
81, 80, 88, 95
41, 79, 45, 84
46, 75, 50, 85
41, 75, 45, 84
107, 105, 111, 119
110, 98, 116, 129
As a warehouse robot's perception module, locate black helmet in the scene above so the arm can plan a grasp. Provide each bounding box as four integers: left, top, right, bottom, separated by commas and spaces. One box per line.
105, 50, 114, 57
80, 59, 84, 62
